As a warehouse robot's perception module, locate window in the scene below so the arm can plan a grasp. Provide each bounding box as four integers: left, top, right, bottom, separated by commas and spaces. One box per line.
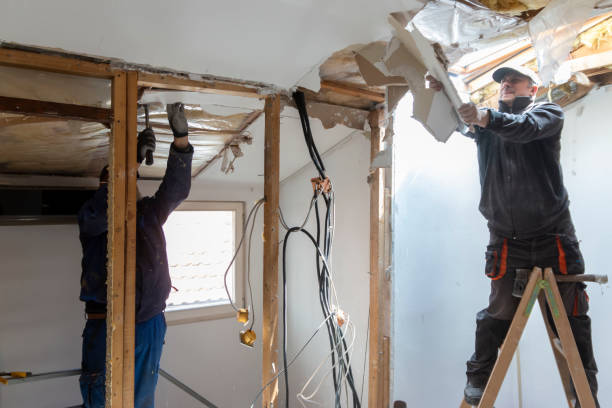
162, 201, 244, 324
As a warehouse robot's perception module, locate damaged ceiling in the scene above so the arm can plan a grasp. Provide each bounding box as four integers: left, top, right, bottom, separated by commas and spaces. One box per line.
2, 0, 612, 184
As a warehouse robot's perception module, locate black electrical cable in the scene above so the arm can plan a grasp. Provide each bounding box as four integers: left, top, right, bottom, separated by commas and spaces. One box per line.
282, 91, 361, 408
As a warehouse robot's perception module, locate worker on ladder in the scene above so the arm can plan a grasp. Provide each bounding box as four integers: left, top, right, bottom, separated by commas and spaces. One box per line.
427, 66, 599, 407
77, 103, 192, 407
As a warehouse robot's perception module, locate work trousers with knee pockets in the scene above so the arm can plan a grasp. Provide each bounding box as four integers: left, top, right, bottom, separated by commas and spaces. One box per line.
466, 221, 599, 406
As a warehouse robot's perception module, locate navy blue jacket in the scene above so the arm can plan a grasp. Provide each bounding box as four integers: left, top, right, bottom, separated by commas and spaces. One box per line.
470, 96, 569, 239
78, 143, 193, 323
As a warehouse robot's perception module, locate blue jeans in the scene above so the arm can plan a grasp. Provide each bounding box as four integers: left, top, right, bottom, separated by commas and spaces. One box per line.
79, 313, 166, 408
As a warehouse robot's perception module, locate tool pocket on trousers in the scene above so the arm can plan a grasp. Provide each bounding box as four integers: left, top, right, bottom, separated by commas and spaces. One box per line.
556, 235, 585, 275
485, 238, 508, 280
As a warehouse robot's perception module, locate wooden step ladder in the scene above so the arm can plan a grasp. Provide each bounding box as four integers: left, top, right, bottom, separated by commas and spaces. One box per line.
460, 267, 606, 408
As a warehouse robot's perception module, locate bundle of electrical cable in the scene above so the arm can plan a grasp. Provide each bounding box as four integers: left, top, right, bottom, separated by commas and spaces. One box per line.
247, 91, 362, 407
278, 91, 361, 407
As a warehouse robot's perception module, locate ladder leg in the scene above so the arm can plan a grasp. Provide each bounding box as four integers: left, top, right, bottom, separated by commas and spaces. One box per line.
543, 268, 596, 408
459, 398, 472, 408
538, 292, 574, 407
476, 267, 542, 408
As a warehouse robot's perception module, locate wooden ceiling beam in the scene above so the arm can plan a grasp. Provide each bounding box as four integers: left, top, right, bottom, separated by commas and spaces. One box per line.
0, 96, 112, 124
320, 80, 385, 102
0, 47, 113, 78
137, 72, 264, 98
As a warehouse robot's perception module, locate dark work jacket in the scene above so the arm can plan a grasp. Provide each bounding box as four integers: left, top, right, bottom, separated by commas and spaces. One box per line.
78, 143, 193, 323
469, 96, 569, 238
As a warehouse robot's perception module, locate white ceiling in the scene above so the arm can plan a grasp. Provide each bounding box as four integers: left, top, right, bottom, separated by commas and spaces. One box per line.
1, 0, 424, 88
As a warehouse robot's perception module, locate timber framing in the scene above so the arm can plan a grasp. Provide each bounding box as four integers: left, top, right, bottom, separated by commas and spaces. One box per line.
0, 96, 112, 124
137, 72, 264, 98
262, 95, 281, 408
367, 108, 391, 408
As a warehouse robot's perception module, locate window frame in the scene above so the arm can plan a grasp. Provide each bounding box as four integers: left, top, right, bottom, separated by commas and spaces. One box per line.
164, 200, 245, 325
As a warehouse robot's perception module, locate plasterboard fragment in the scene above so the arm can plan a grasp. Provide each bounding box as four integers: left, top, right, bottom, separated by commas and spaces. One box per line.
354, 52, 407, 87
387, 86, 410, 113
305, 101, 368, 130
386, 16, 462, 142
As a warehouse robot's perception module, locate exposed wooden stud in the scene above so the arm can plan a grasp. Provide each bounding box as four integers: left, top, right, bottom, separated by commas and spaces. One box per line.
0, 47, 113, 78
108, 71, 128, 408
320, 80, 385, 102
122, 71, 139, 408
137, 72, 263, 98
367, 108, 386, 408
262, 94, 280, 408
0, 96, 112, 124
294, 87, 372, 111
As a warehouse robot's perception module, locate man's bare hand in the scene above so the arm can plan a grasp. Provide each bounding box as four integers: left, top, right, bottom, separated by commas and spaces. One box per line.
426, 75, 443, 91
458, 103, 489, 128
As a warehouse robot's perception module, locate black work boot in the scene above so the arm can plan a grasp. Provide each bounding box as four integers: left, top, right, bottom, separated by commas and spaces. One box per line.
464, 376, 487, 406
464, 310, 511, 406
569, 316, 599, 408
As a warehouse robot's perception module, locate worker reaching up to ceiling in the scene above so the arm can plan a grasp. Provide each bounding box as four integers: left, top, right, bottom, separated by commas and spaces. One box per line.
77, 103, 193, 408
427, 66, 599, 407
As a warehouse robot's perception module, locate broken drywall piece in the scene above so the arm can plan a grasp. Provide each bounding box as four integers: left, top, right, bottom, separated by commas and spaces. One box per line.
529, 0, 600, 86
387, 86, 410, 113
305, 101, 368, 130
386, 15, 462, 142
371, 147, 392, 169
411, 87, 457, 143
354, 42, 408, 87
390, 16, 464, 109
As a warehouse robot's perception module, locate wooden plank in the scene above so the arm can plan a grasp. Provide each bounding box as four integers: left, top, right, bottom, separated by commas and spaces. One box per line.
0, 96, 112, 124
367, 108, 385, 408
477, 267, 542, 408
537, 293, 574, 408
107, 71, 128, 408
320, 80, 385, 102
122, 71, 138, 408
262, 95, 280, 408
138, 72, 262, 98
0, 47, 113, 78
543, 268, 596, 408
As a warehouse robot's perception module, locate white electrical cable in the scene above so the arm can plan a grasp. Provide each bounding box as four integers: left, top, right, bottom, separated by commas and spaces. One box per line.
296, 318, 357, 407
223, 198, 264, 312
249, 315, 333, 408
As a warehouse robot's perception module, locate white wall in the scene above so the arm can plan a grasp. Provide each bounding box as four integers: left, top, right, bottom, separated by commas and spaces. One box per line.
392, 89, 612, 407
278, 131, 371, 407
0, 224, 84, 408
